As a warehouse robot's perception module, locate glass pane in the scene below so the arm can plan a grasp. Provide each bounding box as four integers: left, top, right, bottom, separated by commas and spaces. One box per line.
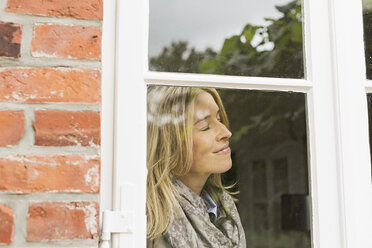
146, 86, 311, 247
149, 0, 305, 78
219, 89, 311, 248
363, 0, 372, 79
367, 94, 372, 169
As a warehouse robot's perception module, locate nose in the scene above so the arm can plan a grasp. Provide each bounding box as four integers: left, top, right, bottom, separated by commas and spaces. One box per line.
216, 122, 232, 141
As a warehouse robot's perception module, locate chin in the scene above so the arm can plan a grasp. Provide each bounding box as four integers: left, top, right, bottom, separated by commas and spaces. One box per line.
217, 160, 232, 173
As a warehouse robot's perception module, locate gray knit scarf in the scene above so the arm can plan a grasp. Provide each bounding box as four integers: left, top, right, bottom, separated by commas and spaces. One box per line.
164, 180, 246, 248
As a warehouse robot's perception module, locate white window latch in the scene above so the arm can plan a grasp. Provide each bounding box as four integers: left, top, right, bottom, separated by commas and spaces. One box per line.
100, 210, 133, 248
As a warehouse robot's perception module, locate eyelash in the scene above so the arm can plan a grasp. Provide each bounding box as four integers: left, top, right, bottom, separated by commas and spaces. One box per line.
201, 126, 210, 131
201, 118, 222, 131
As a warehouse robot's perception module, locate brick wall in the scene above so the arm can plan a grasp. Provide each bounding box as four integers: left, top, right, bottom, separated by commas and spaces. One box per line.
0, 0, 102, 247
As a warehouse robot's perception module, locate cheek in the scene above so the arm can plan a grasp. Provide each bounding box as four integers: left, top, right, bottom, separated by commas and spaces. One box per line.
192, 135, 213, 161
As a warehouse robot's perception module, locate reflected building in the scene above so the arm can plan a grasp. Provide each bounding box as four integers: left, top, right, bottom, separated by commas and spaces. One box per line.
220, 89, 310, 248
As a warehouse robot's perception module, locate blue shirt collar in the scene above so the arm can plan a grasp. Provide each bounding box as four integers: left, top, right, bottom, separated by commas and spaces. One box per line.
201, 190, 218, 221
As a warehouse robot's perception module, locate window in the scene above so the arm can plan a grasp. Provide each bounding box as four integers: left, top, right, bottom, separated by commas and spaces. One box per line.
107, 0, 372, 247
149, 0, 305, 78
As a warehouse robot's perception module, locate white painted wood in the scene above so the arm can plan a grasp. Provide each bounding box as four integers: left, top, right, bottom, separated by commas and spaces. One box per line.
144, 71, 312, 92
111, 0, 372, 247
365, 80, 372, 92
112, 0, 147, 247
304, 0, 345, 246
143, 0, 150, 77
330, 0, 372, 247
100, 0, 116, 232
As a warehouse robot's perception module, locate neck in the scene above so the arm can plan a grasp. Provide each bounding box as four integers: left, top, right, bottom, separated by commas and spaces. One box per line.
179, 173, 210, 195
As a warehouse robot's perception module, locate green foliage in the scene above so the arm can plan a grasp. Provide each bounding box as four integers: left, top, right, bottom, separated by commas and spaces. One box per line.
149, 41, 217, 73
199, 0, 303, 78
150, 0, 304, 78
217, 89, 306, 149
218, 88, 309, 248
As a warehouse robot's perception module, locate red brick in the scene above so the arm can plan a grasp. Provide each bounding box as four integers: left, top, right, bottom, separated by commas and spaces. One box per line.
27, 201, 99, 241
6, 0, 103, 20
0, 155, 100, 193
32, 24, 101, 60
34, 110, 100, 146
0, 22, 21, 58
0, 204, 14, 244
0, 68, 101, 103
0, 110, 25, 147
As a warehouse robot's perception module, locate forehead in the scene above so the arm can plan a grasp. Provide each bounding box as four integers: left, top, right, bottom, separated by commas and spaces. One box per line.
194, 91, 218, 107
193, 92, 219, 116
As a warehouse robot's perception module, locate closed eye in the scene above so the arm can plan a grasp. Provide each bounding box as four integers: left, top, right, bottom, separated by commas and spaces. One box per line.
201, 125, 210, 131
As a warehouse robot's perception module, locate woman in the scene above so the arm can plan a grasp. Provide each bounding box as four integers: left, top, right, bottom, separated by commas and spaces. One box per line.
147, 86, 246, 248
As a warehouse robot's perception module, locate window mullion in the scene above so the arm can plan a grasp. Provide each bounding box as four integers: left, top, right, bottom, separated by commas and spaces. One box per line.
330, 0, 372, 247
304, 0, 347, 247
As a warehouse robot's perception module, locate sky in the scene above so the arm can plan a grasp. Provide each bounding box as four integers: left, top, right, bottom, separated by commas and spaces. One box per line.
149, 0, 293, 56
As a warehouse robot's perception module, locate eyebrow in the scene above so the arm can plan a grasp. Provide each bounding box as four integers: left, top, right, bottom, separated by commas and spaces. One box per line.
194, 110, 220, 125
194, 115, 210, 125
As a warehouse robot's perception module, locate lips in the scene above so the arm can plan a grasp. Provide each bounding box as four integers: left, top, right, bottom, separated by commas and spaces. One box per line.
214, 144, 231, 154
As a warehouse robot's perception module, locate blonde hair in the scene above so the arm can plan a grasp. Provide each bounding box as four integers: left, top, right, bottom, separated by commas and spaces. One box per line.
146, 86, 232, 240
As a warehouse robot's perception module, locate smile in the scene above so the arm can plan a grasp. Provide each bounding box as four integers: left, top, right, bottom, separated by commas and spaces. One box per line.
214, 145, 231, 154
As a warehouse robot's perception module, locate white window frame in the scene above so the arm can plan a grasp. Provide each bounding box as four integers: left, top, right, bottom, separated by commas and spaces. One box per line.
105, 0, 372, 247
100, 0, 116, 231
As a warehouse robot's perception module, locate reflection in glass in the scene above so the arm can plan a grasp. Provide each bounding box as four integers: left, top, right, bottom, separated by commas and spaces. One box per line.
367, 94, 372, 168
219, 89, 311, 248
149, 0, 305, 78
363, 0, 372, 79
146, 86, 311, 247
